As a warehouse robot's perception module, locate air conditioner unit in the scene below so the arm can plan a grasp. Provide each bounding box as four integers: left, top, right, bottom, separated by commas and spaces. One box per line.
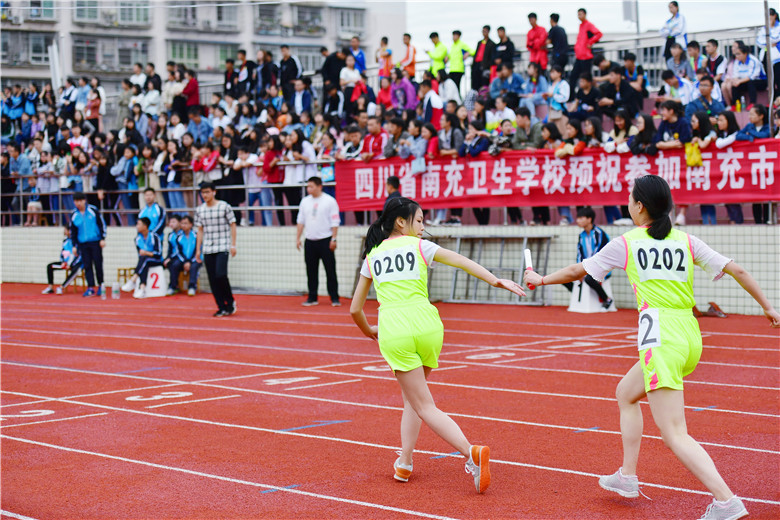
10, 15, 23, 25
103, 13, 116, 24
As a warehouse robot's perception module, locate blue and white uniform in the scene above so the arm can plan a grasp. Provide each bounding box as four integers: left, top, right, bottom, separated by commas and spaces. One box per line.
134, 232, 163, 284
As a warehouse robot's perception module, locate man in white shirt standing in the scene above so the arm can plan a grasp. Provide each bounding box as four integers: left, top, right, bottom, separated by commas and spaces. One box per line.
296, 176, 341, 307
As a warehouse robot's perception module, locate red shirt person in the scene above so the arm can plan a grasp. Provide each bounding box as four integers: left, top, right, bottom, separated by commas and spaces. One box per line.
526, 13, 549, 69
574, 8, 602, 61
360, 116, 389, 161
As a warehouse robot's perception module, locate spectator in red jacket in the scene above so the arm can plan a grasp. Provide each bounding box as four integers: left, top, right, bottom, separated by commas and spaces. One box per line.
569, 8, 602, 100
526, 13, 548, 70
360, 116, 389, 161
182, 69, 200, 109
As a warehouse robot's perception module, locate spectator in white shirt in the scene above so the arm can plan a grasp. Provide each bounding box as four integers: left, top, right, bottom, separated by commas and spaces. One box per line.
167, 112, 186, 143
659, 70, 696, 106
437, 70, 462, 104
486, 96, 515, 133
233, 147, 266, 226
142, 79, 161, 120
295, 176, 341, 307
725, 44, 767, 107
659, 1, 687, 60
129, 63, 147, 90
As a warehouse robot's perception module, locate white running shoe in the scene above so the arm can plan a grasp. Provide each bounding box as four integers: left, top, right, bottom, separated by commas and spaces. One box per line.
393, 455, 413, 482
698, 496, 748, 520
121, 280, 136, 292
55, 286, 63, 295
187, 288, 196, 296
133, 287, 146, 299
41, 287, 53, 294
598, 468, 639, 498
464, 445, 491, 493
675, 213, 686, 226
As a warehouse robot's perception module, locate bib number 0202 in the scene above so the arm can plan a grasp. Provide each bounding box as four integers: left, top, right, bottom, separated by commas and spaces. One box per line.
632, 239, 689, 283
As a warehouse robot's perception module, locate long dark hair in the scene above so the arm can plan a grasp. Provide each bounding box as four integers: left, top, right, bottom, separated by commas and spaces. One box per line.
362, 197, 421, 258
632, 175, 673, 240
635, 113, 656, 144
717, 111, 739, 137
691, 111, 713, 138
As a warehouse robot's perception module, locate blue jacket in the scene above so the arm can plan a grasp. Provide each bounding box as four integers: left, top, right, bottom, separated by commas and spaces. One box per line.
576, 226, 610, 263
135, 232, 162, 261
735, 123, 770, 142
70, 204, 106, 246
684, 97, 725, 120
458, 136, 490, 157
292, 90, 313, 115
176, 230, 198, 262
139, 203, 166, 238
166, 229, 181, 260
187, 118, 213, 146
489, 74, 525, 99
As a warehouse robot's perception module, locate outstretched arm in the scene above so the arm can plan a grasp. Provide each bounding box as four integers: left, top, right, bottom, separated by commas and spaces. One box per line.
723, 261, 780, 327
434, 248, 526, 297
524, 263, 587, 288
350, 276, 378, 340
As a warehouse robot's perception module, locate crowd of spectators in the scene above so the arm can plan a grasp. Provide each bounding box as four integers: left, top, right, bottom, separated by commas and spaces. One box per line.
2, 4, 779, 232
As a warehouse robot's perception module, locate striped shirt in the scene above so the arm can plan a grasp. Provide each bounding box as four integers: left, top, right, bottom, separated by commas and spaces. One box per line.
194, 200, 236, 255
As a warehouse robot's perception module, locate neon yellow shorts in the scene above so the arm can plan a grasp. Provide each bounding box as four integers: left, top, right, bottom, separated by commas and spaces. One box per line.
378, 302, 444, 372
639, 309, 702, 392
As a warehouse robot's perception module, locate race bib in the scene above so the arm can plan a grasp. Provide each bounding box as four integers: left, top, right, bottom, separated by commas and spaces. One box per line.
371, 246, 420, 284
637, 308, 661, 351
631, 239, 689, 283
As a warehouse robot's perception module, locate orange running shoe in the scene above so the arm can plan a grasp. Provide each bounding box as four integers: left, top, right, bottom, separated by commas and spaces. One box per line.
465, 445, 491, 493
393, 455, 413, 482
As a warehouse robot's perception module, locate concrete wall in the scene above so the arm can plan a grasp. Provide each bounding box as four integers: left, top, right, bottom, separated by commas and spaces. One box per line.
3, 224, 777, 316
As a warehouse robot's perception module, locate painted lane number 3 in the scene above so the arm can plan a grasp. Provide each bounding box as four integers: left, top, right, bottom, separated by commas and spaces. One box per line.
637, 308, 660, 351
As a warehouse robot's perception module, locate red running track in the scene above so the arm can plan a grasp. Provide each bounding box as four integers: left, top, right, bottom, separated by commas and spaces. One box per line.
1, 283, 778, 520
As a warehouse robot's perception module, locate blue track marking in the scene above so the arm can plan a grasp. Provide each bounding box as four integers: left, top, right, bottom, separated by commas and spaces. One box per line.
115, 367, 170, 374
574, 426, 601, 433
430, 451, 461, 459
279, 420, 350, 432
260, 484, 300, 494
693, 405, 717, 411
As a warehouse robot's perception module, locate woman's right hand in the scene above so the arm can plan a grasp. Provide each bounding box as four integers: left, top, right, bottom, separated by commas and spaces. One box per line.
764, 307, 780, 327
366, 325, 379, 341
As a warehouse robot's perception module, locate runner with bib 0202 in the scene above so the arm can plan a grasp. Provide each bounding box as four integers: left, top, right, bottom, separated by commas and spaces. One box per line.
350, 196, 526, 494
523, 175, 779, 520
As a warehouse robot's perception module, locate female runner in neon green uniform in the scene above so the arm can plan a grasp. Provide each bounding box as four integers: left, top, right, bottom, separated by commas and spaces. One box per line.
351, 197, 525, 494
524, 176, 780, 520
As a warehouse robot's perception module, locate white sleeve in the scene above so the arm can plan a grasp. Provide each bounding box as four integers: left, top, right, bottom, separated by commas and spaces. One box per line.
715, 133, 737, 149
360, 258, 372, 279
689, 234, 732, 281
329, 197, 340, 227
581, 237, 628, 282
419, 240, 440, 265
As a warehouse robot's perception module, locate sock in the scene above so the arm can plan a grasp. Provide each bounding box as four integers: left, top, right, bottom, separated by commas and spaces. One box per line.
715, 496, 735, 506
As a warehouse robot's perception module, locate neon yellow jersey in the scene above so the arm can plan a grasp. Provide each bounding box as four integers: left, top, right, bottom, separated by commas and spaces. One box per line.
365, 236, 433, 306
448, 40, 475, 73
623, 227, 696, 311
428, 43, 448, 74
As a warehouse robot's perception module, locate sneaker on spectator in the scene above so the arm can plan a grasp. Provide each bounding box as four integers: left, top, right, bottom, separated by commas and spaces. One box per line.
213, 310, 228, 317
675, 213, 686, 226
698, 496, 748, 520
55, 287, 63, 295
166, 288, 176, 296
443, 218, 462, 226
598, 468, 639, 498
83, 288, 95, 298
187, 288, 196, 296
41, 287, 54, 294
121, 280, 135, 292
602, 298, 614, 310
465, 445, 491, 493
425, 218, 441, 226
331, 300, 342, 307
228, 302, 237, 315
240, 220, 249, 227
133, 287, 146, 299
302, 300, 319, 307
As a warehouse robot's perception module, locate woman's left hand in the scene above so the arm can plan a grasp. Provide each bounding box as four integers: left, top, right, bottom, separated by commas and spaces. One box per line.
493, 278, 526, 297
523, 270, 543, 290
366, 325, 378, 341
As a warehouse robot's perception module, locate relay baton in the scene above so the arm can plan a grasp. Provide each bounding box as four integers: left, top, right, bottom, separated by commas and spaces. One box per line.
524, 249, 536, 290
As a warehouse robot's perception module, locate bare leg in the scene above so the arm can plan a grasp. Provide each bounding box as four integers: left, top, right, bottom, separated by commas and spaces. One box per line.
395, 366, 471, 457
617, 362, 646, 475
399, 387, 424, 466
647, 388, 733, 501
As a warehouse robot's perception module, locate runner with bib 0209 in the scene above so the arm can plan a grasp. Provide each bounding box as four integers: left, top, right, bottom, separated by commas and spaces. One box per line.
523, 175, 779, 520
350, 197, 526, 494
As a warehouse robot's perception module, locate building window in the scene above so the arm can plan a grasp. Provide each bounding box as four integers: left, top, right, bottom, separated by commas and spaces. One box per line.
72, 36, 148, 72
217, 44, 238, 67
294, 6, 324, 36
29, 33, 50, 63
119, 0, 149, 25
1, 32, 9, 62
294, 46, 326, 73
73, 37, 98, 68
0, 31, 53, 65
255, 4, 280, 35
337, 9, 364, 35
216, 2, 238, 29
168, 1, 197, 27
169, 41, 199, 70
29, 0, 55, 20
74, 0, 99, 22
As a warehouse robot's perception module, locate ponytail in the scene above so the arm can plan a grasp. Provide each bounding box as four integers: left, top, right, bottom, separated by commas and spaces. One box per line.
361, 197, 421, 258
632, 175, 673, 240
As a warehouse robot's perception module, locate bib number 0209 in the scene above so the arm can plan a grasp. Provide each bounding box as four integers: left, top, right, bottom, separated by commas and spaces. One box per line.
371, 247, 421, 283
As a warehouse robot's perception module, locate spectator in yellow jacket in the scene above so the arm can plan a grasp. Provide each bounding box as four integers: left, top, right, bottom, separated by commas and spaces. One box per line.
427, 32, 448, 76
448, 30, 474, 91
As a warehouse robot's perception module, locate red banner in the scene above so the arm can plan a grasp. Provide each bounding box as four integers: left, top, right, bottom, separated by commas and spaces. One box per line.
333, 139, 780, 211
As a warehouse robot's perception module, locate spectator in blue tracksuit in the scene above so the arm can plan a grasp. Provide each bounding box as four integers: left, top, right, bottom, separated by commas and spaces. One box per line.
70, 192, 106, 297
168, 215, 201, 296
138, 187, 166, 239
735, 104, 771, 142
42, 226, 84, 295
110, 145, 139, 225
186, 107, 213, 146
563, 206, 613, 308
163, 214, 182, 294
121, 217, 163, 298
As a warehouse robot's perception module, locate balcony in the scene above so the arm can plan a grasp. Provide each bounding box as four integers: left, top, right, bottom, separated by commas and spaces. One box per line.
293, 23, 325, 37
254, 21, 281, 36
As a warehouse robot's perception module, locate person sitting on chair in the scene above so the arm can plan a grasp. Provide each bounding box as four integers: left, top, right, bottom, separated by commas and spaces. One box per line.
121, 216, 163, 299
563, 206, 613, 309
168, 215, 201, 296
42, 226, 84, 295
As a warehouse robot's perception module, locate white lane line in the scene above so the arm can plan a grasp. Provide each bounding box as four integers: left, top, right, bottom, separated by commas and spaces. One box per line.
0, 510, 40, 520
493, 354, 558, 364
0, 435, 459, 520
0, 412, 109, 429
3, 358, 778, 419
3, 421, 779, 506
432, 365, 468, 371
585, 344, 636, 352
145, 395, 242, 409
4, 381, 778, 456
286, 379, 362, 391
7, 301, 780, 340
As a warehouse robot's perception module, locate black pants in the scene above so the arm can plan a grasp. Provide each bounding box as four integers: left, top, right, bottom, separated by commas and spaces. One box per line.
47, 259, 82, 286
304, 237, 339, 303
134, 257, 162, 284
472, 208, 490, 225
168, 258, 201, 290
283, 186, 302, 224
564, 275, 609, 302
552, 54, 568, 71
471, 64, 488, 90
79, 241, 104, 288
726, 204, 744, 224
507, 207, 523, 224
752, 203, 770, 224
204, 252, 234, 312
568, 59, 592, 101
732, 79, 767, 105
532, 206, 550, 225
449, 72, 464, 90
